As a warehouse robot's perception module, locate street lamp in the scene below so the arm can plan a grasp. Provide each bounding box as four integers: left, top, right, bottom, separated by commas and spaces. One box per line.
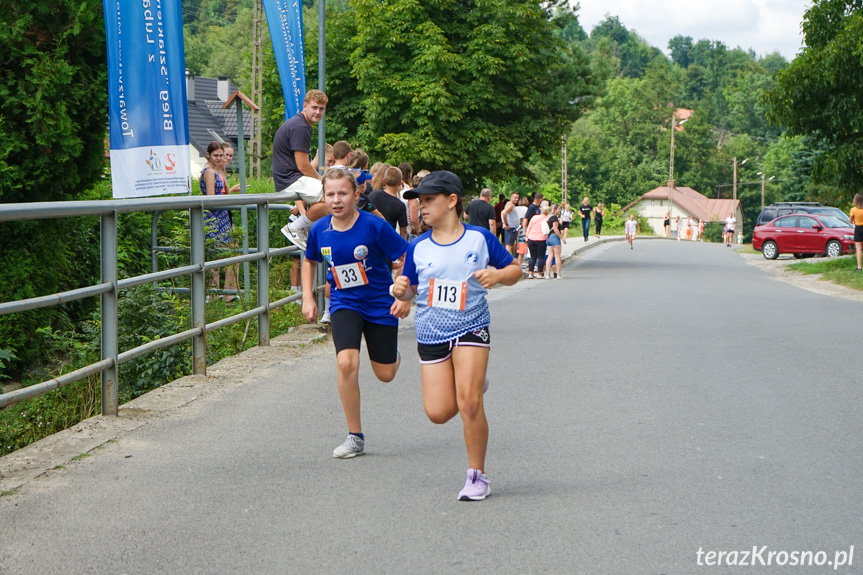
757, 172, 775, 209
668, 114, 689, 219
732, 157, 748, 200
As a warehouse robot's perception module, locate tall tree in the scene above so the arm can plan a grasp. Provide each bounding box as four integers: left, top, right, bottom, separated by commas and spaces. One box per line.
763, 0, 863, 193
0, 0, 107, 202
0, 0, 108, 372
668, 34, 693, 68
318, 0, 593, 186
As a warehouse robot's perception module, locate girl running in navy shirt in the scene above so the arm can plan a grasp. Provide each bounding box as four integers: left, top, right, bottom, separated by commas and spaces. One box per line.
302, 168, 410, 458
392, 171, 522, 500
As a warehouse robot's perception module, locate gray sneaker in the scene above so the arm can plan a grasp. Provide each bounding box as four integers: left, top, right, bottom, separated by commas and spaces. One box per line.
333, 434, 364, 459
281, 224, 308, 251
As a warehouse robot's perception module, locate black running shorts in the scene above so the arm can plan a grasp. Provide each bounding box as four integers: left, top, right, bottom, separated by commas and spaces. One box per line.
417, 326, 491, 364
330, 309, 399, 364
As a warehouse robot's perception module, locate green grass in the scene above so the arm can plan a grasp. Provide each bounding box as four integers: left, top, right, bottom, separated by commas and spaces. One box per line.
1, 490, 19, 497
788, 255, 863, 291
736, 244, 759, 255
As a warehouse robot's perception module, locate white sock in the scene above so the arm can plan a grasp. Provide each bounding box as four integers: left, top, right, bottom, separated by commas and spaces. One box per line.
291, 214, 313, 231
324, 297, 331, 313
291, 285, 299, 293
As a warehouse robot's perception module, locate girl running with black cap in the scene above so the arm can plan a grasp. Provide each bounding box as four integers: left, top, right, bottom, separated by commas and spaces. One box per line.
392, 171, 522, 501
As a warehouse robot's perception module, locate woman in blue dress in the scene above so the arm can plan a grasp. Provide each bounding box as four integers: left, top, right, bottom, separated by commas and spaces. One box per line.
200, 141, 238, 303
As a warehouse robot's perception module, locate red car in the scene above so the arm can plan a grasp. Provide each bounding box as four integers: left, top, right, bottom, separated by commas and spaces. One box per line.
752, 214, 856, 259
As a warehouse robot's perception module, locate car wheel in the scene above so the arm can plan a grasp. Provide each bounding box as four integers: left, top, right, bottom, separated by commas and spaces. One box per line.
826, 240, 843, 258
762, 241, 779, 260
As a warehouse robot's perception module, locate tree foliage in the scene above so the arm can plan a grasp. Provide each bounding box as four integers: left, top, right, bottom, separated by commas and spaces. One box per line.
0, 0, 107, 202
0, 1, 108, 372
315, 0, 593, 187
763, 0, 863, 193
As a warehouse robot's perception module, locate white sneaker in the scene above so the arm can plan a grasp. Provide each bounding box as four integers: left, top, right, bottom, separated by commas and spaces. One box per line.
281, 224, 308, 251
320, 310, 331, 324
333, 434, 364, 459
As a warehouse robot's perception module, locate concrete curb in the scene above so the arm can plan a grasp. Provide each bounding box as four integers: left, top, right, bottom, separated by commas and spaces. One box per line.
0, 324, 328, 494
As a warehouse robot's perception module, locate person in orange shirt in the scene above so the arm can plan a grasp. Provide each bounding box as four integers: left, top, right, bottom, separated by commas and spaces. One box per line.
850, 193, 863, 271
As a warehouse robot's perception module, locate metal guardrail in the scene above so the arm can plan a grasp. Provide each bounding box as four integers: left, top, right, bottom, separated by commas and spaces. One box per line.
0, 192, 309, 415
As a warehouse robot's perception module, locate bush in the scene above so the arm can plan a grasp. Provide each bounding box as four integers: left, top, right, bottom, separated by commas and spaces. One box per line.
702, 221, 725, 243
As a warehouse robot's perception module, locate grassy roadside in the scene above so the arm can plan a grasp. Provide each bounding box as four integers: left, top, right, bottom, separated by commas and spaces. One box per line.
788, 255, 863, 291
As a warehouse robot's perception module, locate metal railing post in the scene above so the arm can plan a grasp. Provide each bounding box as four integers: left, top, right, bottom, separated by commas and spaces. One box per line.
100, 212, 119, 416
257, 202, 270, 346
151, 211, 162, 278
190, 206, 207, 374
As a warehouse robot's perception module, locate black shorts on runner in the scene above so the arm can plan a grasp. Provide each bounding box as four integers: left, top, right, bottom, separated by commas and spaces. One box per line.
330, 309, 399, 364
855, 225, 863, 242
417, 327, 490, 364
560, 221, 570, 229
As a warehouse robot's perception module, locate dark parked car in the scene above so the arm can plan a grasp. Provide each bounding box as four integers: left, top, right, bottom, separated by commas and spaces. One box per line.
752, 214, 855, 259
756, 202, 850, 227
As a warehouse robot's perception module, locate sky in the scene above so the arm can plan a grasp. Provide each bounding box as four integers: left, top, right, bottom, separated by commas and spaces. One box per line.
577, 0, 811, 62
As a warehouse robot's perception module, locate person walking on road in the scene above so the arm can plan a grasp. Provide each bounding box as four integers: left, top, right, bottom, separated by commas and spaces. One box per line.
578, 197, 592, 242
544, 203, 566, 279
851, 193, 863, 271
560, 202, 573, 242
465, 188, 497, 234
663, 212, 671, 238
625, 214, 637, 249
515, 197, 529, 269
526, 204, 550, 279
676, 216, 682, 241
393, 170, 521, 501
500, 192, 521, 256
724, 212, 736, 246
301, 168, 410, 459
594, 203, 605, 239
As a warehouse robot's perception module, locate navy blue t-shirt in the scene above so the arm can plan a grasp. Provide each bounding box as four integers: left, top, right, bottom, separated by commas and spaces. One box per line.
305, 210, 409, 326
272, 112, 311, 190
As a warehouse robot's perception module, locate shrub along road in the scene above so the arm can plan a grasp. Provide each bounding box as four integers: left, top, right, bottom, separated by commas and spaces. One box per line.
1, 239, 861, 574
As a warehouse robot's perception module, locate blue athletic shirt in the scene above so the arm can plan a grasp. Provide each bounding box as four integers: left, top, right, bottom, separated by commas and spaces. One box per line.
403, 224, 514, 344
305, 210, 408, 326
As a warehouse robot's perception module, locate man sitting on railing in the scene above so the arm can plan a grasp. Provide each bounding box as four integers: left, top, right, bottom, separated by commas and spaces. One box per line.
273, 89, 330, 251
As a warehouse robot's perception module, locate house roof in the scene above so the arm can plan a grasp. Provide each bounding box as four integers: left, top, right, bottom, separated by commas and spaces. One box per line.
187, 101, 232, 159
185, 76, 254, 171
206, 100, 251, 140
622, 185, 742, 223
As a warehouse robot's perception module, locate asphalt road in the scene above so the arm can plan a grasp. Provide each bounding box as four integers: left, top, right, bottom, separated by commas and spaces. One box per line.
2, 240, 861, 574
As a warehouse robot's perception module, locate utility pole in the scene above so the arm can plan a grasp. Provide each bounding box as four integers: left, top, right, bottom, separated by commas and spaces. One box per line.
732, 157, 747, 201
668, 113, 677, 219
732, 157, 737, 201
250, 0, 264, 180
561, 134, 567, 205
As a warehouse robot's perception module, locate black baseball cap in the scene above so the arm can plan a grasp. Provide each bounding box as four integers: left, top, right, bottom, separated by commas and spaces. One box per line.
402, 170, 463, 199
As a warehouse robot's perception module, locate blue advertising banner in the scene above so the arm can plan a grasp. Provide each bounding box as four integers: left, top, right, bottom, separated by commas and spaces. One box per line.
104, 0, 191, 198
262, 0, 307, 119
